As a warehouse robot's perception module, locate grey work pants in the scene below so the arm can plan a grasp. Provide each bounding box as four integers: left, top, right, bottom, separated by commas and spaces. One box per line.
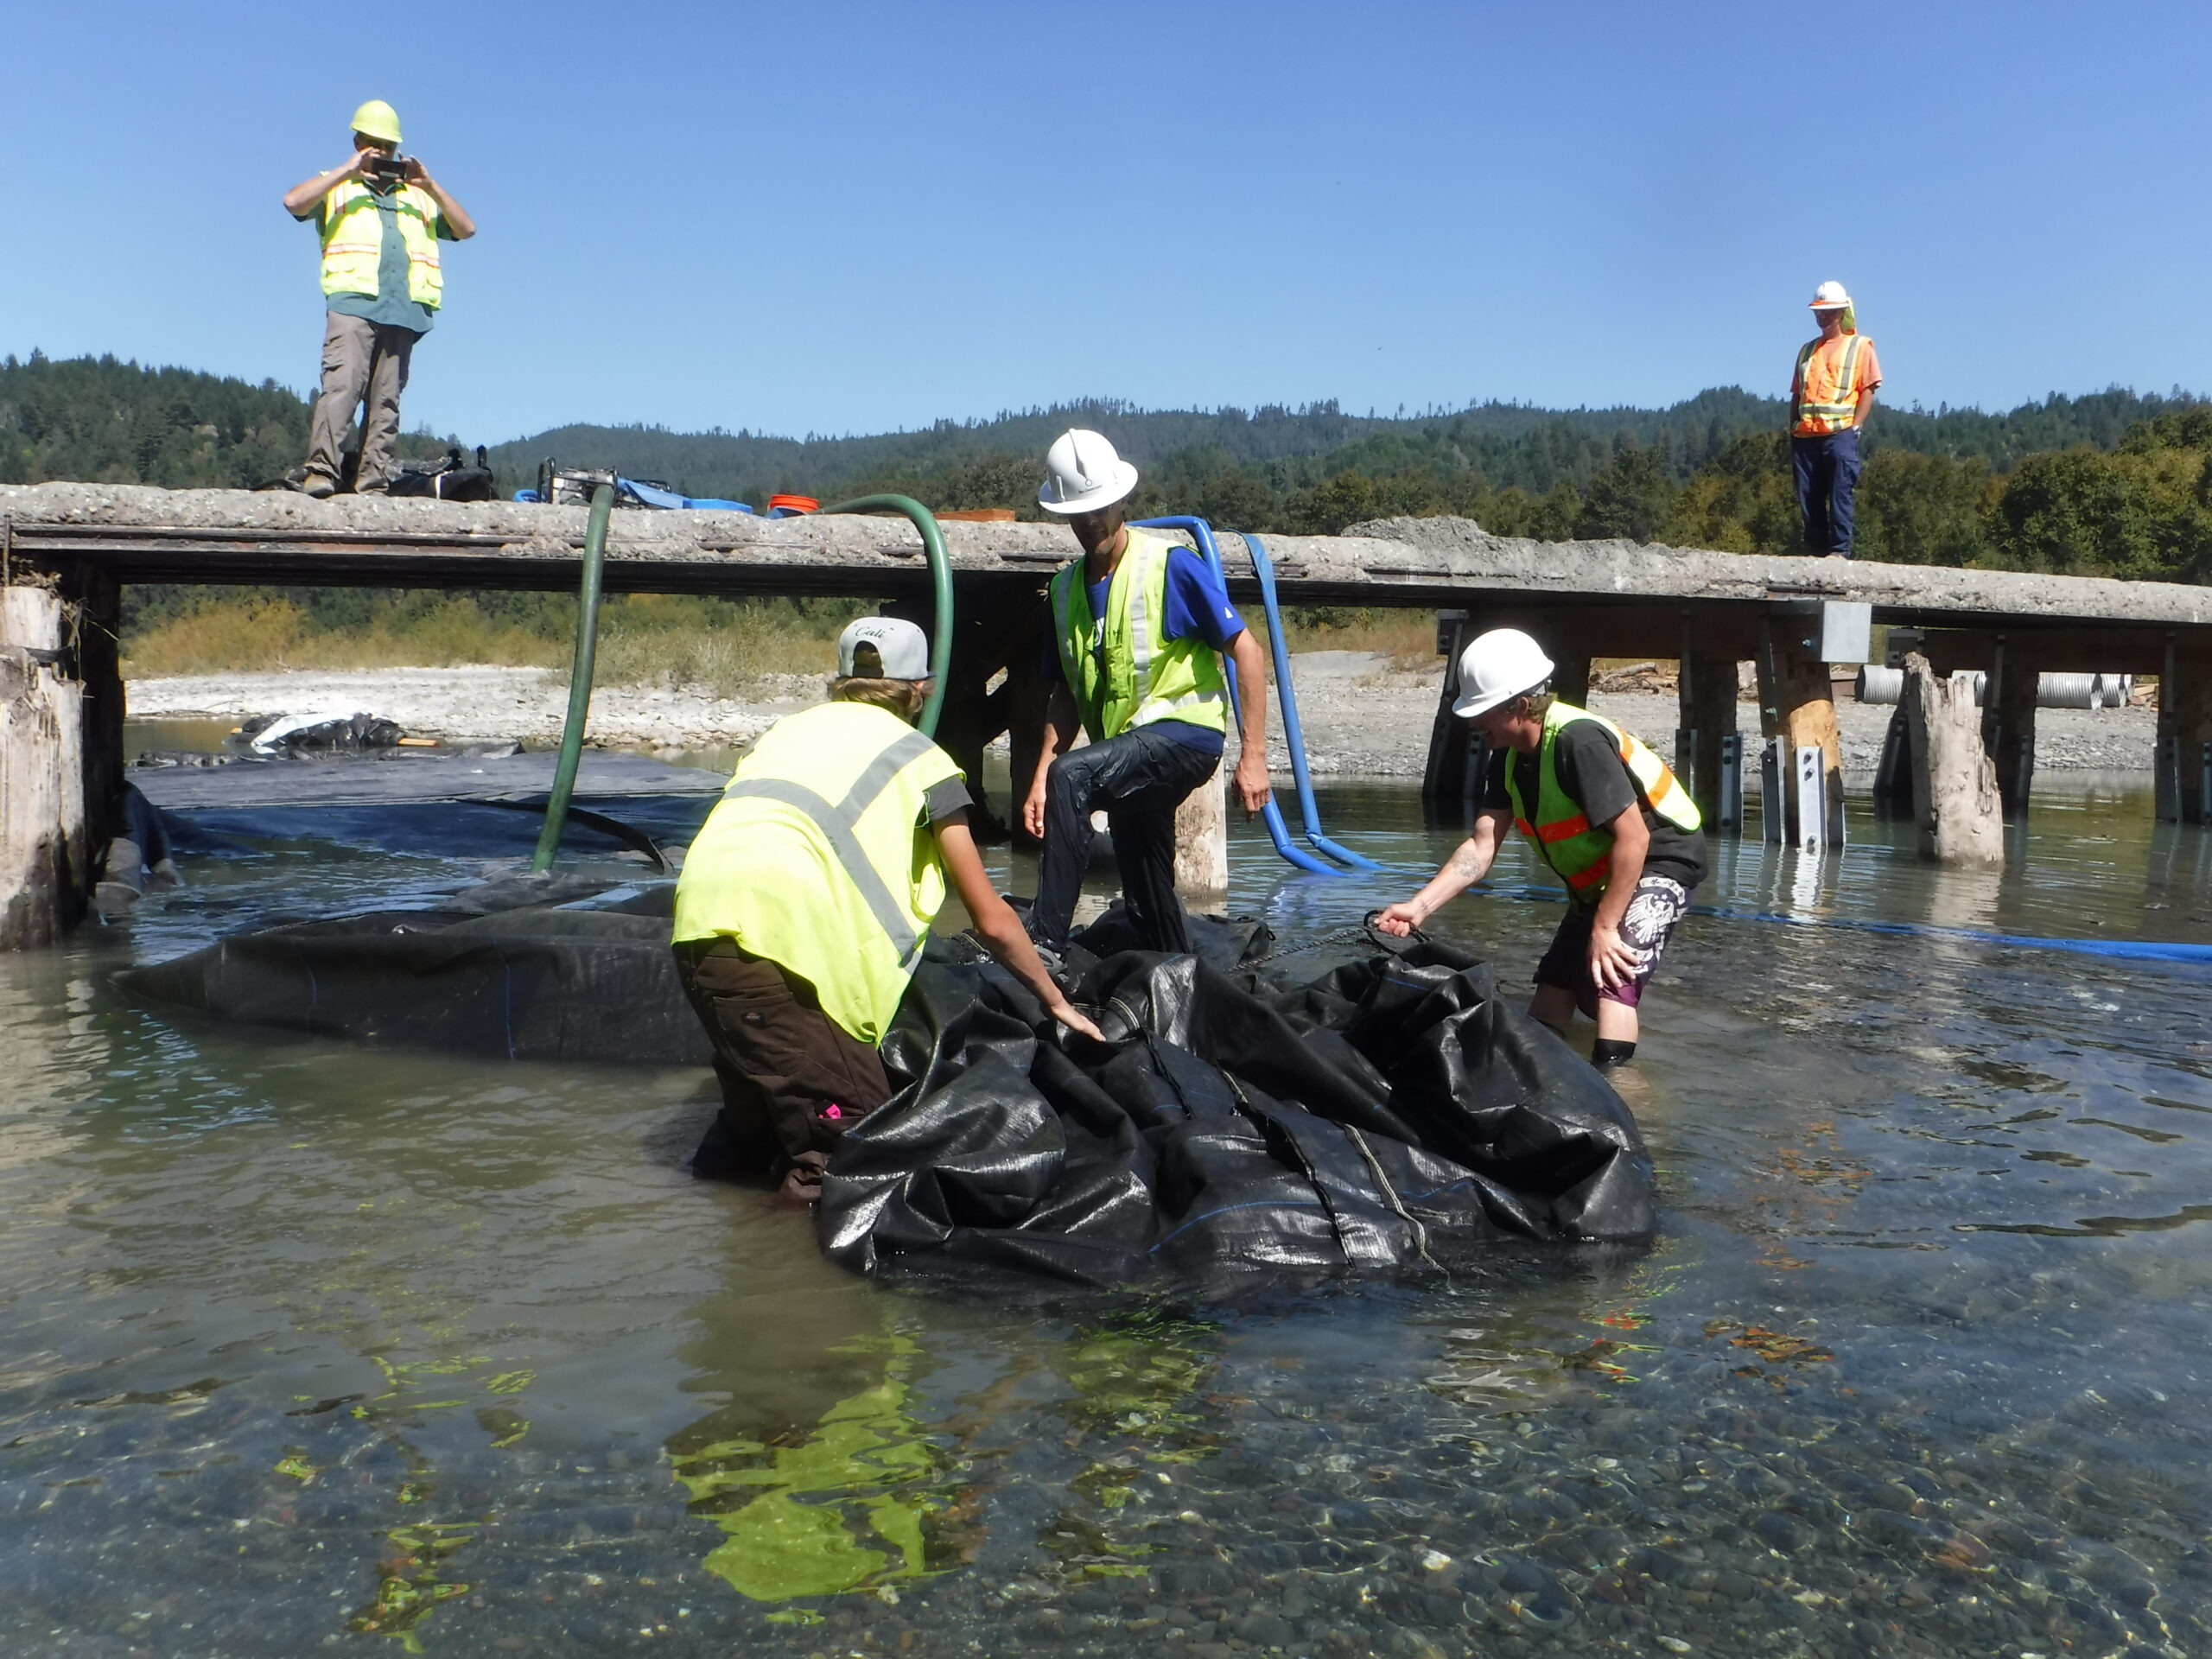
305, 311, 417, 493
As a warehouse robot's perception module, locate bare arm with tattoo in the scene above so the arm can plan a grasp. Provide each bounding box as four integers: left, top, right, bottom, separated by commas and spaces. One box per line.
1375, 807, 1511, 935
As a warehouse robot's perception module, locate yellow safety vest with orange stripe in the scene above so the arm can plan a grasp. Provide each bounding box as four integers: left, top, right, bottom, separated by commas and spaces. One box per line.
1790, 332, 1869, 436
1510, 702, 1701, 908
318, 180, 444, 308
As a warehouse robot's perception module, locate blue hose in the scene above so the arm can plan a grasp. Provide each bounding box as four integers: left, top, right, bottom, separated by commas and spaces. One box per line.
1241, 531, 1383, 870
1132, 518, 1371, 885
1473, 879, 2212, 968
1133, 516, 1356, 878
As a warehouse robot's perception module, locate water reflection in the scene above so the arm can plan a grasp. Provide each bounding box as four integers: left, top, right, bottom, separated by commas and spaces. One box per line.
2, 772, 2211, 1653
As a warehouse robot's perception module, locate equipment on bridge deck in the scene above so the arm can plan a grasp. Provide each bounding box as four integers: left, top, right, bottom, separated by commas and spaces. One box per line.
1134, 516, 1382, 877
1452, 627, 1556, 719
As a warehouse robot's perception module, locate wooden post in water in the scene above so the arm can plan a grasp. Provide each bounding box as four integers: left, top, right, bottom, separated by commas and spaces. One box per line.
1173, 762, 1228, 902
1981, 633, 2039, 820
2155, 639, 2212, 823
1677, 641, 1740, 827
1757, 610, 1843, 844
1, 578, 92, 948
1902, 652, 2004, 864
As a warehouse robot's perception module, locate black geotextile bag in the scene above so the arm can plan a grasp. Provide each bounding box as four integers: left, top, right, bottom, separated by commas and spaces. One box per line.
113, 893, 710, 1067
817, 937, 1657, 1287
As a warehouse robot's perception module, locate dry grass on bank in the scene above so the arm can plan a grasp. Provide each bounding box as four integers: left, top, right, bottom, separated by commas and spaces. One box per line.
122, 597, 560, 677
124, 595, 1443, 688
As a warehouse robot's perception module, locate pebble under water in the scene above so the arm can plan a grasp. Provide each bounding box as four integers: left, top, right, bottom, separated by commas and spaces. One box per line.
3, 760, 2210, 1658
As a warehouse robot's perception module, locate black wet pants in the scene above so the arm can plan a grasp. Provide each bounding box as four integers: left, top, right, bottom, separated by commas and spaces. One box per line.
1033, 724, 1220, 955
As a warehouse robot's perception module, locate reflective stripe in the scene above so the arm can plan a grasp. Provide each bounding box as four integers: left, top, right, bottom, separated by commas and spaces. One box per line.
1793, 335, 1868, 433
1535, 813, 1590, 844
719, 726, 939, 965
1564, 862, 1609, 891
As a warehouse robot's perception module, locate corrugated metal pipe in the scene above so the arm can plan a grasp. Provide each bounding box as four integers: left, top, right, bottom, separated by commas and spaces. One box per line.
1854, 667, 2132, 709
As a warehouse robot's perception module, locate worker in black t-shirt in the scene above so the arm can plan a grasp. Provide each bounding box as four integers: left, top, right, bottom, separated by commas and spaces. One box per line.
1378, 629, 1706, 1068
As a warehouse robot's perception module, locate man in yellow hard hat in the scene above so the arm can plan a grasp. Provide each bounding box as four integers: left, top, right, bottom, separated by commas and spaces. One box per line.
281, 100, 475, 497
1789, 281, 1882, 557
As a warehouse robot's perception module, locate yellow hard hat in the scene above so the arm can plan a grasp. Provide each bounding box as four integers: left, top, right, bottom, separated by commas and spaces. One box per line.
350, 99, 403, 144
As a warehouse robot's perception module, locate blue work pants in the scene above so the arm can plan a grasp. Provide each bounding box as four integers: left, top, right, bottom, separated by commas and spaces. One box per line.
1792, 429, 1862, 556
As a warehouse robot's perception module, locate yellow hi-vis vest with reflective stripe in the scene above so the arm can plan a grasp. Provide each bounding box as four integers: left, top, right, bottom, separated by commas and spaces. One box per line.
1510, 702, 1702, 908
1790, 332, 1869, 436
319, 180, 444, 308
672, 701, 963, 1045
1050, 527, 1230, 744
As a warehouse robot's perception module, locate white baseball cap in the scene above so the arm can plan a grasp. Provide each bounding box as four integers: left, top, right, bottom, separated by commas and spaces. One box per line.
837, 617, 931, 680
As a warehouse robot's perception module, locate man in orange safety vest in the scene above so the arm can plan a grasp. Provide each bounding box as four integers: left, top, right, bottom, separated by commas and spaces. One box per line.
1789, 280, 1883, 557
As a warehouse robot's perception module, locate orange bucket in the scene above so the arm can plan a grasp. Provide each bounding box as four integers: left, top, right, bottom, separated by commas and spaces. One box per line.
767, 493, 818, 515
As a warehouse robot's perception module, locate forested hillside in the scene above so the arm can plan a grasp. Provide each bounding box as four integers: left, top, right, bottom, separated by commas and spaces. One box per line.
8, 351, 2211, 582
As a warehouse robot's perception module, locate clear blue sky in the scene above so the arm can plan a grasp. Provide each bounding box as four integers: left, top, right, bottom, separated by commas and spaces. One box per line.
10, 1, 2209, 445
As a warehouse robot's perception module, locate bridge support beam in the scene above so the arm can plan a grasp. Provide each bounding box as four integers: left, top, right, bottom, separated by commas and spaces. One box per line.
1981, 633, 2039, 819
2156, 634, 2212, 823
1675, 611, 1742, 830
1757, 608, 1843, 846
887, 579, 1050, 846
2, 563, 124, 950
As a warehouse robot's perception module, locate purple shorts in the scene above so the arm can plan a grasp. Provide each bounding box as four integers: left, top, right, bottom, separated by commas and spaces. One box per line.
1533, 874, 1693, 1019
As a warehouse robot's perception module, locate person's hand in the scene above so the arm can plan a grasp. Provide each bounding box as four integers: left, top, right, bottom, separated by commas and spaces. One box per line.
1374, 901, 1424, 938
335, 149, 372, 181
1021, 777, 1047, 842
1047, 997, 1105, 1043
1233, 752, 1273, 817
402, 155, 430, 185
1588, 923, 1642, 991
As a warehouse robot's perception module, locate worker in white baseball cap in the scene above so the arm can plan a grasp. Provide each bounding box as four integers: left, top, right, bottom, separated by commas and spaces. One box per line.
1023, 430, 1275, 955
1377, 628, 1707, 1070
1789, 281, 1883, 557
674, 615, 1102, 1199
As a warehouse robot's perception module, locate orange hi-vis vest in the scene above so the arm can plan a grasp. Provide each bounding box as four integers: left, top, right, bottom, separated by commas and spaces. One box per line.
1790, 333, 1871, 437
1510, 702, 1701, 907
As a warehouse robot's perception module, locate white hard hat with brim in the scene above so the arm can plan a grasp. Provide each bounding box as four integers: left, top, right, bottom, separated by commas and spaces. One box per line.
1808, 280, 1853, 310
1038, 429, 1140, 516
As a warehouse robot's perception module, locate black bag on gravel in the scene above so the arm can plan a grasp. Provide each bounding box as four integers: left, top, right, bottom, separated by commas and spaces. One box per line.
818, 936, 1657, 1287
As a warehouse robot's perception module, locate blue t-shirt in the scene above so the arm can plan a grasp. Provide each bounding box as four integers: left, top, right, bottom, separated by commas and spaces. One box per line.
1050, 546, 1244, 754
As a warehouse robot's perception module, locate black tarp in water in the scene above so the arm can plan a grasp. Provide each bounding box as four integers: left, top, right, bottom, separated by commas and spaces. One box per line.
820, 936, 1656, 1287
117, 887, 1655, 1284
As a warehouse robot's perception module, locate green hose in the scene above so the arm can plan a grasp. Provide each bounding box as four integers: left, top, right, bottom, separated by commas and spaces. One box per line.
820, 494, 954, 737
531, 483, 613, 871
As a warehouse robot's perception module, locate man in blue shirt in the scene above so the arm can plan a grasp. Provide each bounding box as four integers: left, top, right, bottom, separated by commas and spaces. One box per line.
1024, 429, 1274, 955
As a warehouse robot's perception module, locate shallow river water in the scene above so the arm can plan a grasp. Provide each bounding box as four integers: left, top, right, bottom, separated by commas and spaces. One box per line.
4, 759, 2212, 1659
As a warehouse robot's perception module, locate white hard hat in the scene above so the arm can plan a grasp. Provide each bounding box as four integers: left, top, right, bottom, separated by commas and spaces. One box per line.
1808, 280, 1853, 310
1037, 429, 1139, 516
1453, 628, 1555, 718
837, 616, 931, 680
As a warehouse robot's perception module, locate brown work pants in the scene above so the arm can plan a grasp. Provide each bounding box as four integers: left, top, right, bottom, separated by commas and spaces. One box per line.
305, 312, 416, 493
673, 938, 893, 1185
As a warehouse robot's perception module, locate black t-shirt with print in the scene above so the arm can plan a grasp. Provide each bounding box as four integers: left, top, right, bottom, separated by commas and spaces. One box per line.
1482, 717, 1707, 898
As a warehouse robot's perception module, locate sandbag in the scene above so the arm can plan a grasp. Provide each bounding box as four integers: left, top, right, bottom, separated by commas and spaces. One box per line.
818, 937, 1656, 1287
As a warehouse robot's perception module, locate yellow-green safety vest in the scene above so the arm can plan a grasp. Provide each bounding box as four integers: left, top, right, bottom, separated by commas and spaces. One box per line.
1790, 332, 1868, 436
319, 180, 444, 308
1050, 527, 1230, 743
672, 701, 964, 1045
1509, 702, 1701, 907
